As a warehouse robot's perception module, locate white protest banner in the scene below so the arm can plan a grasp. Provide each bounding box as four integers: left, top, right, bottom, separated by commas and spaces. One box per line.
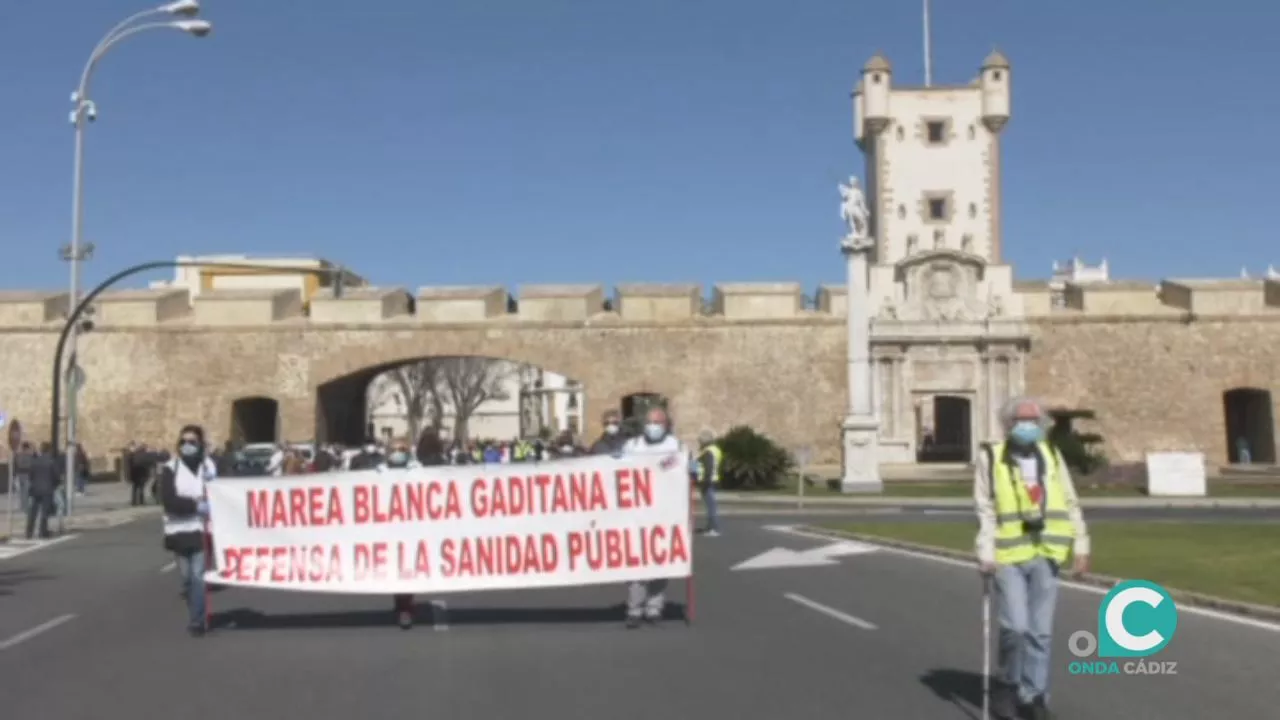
203, 452, 691, 594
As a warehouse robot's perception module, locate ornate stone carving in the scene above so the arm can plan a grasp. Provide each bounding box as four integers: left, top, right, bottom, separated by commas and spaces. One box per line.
895, 252, 989, 322
988, 293, 1006, 317
877, 297, 899, 320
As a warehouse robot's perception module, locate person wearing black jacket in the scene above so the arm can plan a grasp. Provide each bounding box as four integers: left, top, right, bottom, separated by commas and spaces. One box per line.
159, 425, 217, 637
589, 410, 626, 456
348, 440, 385, 471
388, 434, 447, 629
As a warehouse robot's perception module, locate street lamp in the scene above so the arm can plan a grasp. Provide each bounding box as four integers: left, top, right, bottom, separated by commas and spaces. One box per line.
60, 1, 213, 527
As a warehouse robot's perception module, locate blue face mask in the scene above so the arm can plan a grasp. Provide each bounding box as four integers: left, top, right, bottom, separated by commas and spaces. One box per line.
389, 452, 409, 466
180, 442, 200, 457
1009, 421, 1042, 446
643, 423, 666, 441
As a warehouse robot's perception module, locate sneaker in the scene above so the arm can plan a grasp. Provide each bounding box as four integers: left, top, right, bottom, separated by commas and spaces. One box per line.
187, 626, 206, 638
397, 611, 413, 630
990, 684, 1018, 720
625, 615, 642, 629
1026, 695, 1052, 720
704, 530, 720, 537
643, 613, 661, 625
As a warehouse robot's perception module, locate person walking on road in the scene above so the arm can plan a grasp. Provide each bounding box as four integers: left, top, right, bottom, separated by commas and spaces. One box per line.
692, 428, 722, 537
975, 396, 1090, 720
589, 409, 626, 456
159, 424, 218, 638
24, 442, 61, 540
621, 406, 683, 629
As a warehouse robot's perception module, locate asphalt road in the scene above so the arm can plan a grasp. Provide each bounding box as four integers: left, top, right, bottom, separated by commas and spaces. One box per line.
1, 515, 1278, 718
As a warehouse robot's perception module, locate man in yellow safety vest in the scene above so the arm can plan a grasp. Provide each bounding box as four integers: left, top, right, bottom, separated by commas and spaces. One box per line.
975, 396, 1090, 720
693, 428, 722, 536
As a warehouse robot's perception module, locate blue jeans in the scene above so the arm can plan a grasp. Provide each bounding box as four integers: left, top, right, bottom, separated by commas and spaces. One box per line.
994, 556, 1059, 704
176, 550, 208, 631
701, 484, 719, 532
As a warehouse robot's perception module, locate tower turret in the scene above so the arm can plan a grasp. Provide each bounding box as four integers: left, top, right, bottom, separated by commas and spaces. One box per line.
852, 78, 865, 147
861, 53, 891, 135
980, 49, 1010, 133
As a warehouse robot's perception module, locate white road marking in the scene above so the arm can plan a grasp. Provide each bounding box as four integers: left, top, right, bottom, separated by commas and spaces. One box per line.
160, 561, 176, 573
430, 600, 449, 631
766, 525, 1280, 634
784, 593, 878, 631
922, 509, 968, 516
0, 534, 78, 561
0, 614, 77, 651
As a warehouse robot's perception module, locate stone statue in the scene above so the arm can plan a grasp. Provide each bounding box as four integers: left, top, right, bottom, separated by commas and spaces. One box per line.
839, 175, 870, 241
878, 298, 899, 320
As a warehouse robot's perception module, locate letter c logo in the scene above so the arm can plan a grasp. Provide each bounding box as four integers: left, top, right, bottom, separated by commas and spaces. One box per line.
1097, 580, 1178, 658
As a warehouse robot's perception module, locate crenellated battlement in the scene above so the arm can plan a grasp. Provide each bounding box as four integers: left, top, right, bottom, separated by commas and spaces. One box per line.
4, 277, 1280, 329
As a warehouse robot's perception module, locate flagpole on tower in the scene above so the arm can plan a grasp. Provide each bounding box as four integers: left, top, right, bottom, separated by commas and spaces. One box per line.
923, 0, 933, 87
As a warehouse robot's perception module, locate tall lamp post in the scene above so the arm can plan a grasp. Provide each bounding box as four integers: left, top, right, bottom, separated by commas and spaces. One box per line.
61, 0, 212, 527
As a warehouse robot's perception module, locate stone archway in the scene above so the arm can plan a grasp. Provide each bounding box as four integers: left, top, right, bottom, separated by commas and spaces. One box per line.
1223, 387, 1276, 464
230, 396, 279, 445
314, 355, 588, 448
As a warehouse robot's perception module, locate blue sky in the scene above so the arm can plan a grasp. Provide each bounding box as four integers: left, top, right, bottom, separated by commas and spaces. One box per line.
1, 1, 1275, 293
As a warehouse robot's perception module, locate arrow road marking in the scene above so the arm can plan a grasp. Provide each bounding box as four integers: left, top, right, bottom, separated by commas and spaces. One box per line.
732, 540, 878, 571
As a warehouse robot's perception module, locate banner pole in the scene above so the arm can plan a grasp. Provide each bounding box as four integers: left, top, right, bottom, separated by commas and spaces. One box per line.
686, 483, 695, 624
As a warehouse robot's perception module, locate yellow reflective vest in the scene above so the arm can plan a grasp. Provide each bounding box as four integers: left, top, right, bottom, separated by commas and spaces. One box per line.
988, 441, 1074, 566
696, 445, 723, 485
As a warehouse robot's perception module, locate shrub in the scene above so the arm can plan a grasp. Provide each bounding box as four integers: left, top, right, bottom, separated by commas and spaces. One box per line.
716, 425, 793, 490
1050, 425, 1108, 476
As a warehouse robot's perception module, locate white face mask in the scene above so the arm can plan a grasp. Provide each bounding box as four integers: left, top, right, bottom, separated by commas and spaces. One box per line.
604, 423, 619, 435
365, 444, 378, 453
643, 423, 666, 441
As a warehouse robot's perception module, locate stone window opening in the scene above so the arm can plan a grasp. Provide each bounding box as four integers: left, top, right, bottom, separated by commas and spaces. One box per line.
922, 117, 951, 147
922, 191, 953, 224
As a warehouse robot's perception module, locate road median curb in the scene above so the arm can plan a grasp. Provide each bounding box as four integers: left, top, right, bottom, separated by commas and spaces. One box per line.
794, 524, 1280, 624
716, 494, 1280, 509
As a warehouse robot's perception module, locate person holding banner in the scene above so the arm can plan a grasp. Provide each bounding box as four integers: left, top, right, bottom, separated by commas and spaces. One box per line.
159, 424, 218, 638
387, 435, 431, 629
621, 406, 683, 628
589, 409, 626, 457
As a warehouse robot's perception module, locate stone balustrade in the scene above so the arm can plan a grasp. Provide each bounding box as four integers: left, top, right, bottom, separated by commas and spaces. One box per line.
2, 277, 1280, 328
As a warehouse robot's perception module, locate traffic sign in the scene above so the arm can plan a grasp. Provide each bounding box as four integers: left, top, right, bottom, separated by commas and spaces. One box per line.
7, 419, 22, 451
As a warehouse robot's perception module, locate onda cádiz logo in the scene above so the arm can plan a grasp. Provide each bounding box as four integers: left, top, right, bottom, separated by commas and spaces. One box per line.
1068, 580, 1179, 676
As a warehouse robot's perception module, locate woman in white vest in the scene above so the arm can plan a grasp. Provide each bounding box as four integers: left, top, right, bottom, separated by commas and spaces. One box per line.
159, 424, 218, 637
621, 406, 684, 628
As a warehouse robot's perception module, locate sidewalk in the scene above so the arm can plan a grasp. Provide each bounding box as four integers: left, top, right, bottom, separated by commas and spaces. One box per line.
714, 492, 1280, 509
0, 482, 158, 541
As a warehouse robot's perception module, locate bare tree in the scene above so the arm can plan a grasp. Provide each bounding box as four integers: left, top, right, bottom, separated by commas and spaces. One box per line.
437, 357, 514, 442
387, 362, 445, 442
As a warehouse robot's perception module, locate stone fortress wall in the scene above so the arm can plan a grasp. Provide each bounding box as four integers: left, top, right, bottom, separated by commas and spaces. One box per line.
1, 276, 1278, 466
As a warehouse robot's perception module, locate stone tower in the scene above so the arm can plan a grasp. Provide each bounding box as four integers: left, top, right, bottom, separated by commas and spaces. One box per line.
852, 50, 1029, 465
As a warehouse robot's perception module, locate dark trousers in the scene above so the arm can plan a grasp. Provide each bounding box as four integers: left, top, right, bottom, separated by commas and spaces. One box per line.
26, 495, 53, 539
393, 594, 413, 613
130, 480, 148, 506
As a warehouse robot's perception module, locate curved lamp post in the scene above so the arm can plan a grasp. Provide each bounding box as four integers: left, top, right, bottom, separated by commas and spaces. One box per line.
62, 1, 212, 523
50, 261, 349, 463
